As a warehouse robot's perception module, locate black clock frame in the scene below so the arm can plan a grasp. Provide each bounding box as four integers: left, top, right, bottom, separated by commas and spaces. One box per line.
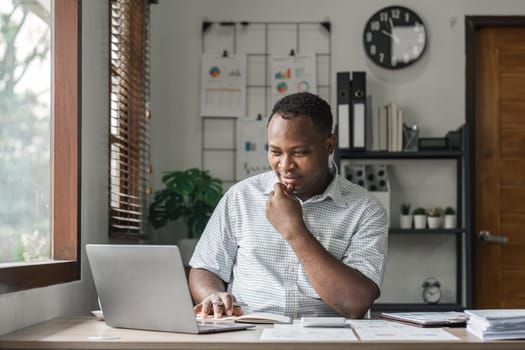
363, 6, 427, 69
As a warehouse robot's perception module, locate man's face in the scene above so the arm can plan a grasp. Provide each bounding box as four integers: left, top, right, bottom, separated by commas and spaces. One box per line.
267, 113, 335, 201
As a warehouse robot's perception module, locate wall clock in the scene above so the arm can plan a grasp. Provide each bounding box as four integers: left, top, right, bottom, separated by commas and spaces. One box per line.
363, 6, 427, 69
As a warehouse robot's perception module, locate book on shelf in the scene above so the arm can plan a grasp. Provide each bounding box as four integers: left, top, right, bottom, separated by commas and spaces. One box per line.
371, 102, 404, 152
378, 105, 388, 151
465, 309, 525, 340
380, 311, 468, 327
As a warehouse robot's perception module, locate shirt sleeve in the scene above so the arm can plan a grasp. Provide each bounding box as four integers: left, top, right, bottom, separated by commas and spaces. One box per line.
343, 197, 389, 289
189, 191, 238, 283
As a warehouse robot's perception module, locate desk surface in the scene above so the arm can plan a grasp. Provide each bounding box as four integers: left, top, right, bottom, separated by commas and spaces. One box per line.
0, 317, 524, 350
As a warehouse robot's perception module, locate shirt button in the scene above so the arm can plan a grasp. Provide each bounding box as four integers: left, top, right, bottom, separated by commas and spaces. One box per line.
287, 266, 295, 273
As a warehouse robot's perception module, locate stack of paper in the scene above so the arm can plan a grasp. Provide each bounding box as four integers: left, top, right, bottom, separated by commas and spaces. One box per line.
465, 309, 525, 340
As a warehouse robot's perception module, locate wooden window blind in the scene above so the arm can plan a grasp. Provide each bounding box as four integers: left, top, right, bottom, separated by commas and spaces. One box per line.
109, 0, 153, 240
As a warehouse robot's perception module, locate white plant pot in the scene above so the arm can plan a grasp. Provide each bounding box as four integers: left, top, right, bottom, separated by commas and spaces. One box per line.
427, 216, 441, 229
414, 215, 427, 229
400, 215, 413, 229
444, 214, 457, 229
177, 237, 198, 266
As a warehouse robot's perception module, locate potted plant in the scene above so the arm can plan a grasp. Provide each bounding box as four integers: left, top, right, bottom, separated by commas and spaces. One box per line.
427, 207, 443, 229
444, 206, 457, 229
413, 207, 428, 229
149, 168, 223, 264
400, 203, 412, 229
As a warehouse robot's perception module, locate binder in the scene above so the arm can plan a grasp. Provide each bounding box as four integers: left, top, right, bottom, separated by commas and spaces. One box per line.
351, 71, 366, 151
378, 106, 388, 151
337, 72, 351, 149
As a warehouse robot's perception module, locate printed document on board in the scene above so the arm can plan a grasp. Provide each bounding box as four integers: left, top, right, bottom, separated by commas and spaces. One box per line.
201, 53, 246, 117
271, 54, 317, 106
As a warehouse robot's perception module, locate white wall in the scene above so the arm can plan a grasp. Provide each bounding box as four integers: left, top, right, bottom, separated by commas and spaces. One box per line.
150, 0, 525, 181
150, 0, 525, 304
0, 0, 109, 335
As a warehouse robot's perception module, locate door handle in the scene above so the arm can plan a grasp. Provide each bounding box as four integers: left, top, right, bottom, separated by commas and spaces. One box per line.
478, 230, 508, 244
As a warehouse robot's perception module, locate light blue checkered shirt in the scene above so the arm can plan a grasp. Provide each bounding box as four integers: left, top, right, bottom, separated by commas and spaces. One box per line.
190, 171, 388, 318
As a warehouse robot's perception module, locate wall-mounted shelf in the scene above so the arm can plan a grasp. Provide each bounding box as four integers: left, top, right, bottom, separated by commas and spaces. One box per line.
389, 228, 465, 235
338, 150, 463, 159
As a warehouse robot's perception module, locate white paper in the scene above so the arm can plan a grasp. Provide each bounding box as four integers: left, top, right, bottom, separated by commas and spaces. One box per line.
201, 53, 246, 117
338, 104, 350, 149
352, 103, 365, 148
236, 119, 271, 181
260, 326, 358, 341
348, 320, 459, 341
271, 54, 317, 106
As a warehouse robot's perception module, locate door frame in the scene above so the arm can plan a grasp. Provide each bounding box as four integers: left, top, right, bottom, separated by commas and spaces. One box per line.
465, 16, 525, 308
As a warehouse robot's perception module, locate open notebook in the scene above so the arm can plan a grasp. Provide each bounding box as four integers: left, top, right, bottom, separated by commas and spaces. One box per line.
86, 244, 255, 334
197, 312, 290, 324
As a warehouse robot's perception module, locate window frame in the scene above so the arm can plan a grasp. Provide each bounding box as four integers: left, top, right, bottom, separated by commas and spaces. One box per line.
0, 0, 81, 294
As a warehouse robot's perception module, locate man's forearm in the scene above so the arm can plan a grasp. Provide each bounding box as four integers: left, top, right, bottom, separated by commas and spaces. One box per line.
188, 268, 226, 303
287, 231, 379, 318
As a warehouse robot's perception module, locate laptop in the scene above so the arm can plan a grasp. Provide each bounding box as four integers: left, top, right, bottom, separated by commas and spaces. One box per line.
86, 244, 255, 334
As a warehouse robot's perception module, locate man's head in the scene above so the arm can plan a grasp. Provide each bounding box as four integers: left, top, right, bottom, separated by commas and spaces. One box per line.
267, 92, 336, 200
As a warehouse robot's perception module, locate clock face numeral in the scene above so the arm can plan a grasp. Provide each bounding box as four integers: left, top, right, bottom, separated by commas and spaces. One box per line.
391, 8, 400, 19
362, 6, 427, 69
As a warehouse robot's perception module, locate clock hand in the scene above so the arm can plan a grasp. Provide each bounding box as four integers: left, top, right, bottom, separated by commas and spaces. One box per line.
381, 29, 400, 43
389, 18, 394, 29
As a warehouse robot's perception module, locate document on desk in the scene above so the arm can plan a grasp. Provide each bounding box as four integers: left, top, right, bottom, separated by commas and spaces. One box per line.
260, 325, 358, 341
347, 320, 459, 341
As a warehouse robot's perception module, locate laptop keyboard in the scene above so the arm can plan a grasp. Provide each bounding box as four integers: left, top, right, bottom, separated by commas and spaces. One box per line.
198, 322, 236, 330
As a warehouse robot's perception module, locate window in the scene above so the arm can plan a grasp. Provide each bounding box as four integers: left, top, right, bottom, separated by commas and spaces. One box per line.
0, 1, 51, 263
0, 0, 80, 293
109, 0, 153, 240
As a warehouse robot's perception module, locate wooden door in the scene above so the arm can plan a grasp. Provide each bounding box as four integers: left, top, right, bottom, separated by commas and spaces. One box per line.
475, 27, 525, 308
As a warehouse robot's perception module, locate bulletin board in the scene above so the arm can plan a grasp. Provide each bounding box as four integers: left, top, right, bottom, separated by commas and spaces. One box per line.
200, 20, 332, 186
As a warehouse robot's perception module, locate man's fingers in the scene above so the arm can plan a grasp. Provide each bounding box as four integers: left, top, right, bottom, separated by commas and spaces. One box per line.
195, 302, 212, 319
232, 306, 244, 316
195, 293, 241, 319
273, 182, 285, 195
212, 301, 224, 318
222, 295, 234, 316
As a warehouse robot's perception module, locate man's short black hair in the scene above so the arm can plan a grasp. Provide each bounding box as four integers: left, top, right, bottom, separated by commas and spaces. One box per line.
269, 92, 333, 135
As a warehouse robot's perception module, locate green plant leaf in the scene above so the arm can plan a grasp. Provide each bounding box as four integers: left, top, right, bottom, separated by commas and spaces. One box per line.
149, 168, 223, 239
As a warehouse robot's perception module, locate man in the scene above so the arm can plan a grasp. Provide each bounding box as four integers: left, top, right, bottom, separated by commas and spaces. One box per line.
189, 92, 388, 319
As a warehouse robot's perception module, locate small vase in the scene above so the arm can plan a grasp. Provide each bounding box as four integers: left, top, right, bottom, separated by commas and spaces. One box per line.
427, 216, 441, 229
444, 214, 457, 229
400, 215, 413, 229
413, 215, 427, 229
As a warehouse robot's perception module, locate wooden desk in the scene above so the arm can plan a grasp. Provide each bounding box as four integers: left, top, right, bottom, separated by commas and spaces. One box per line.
0, 317, 524, 350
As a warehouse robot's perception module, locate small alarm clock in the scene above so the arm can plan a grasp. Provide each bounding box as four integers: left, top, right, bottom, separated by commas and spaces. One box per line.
422, 277, 441, 304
